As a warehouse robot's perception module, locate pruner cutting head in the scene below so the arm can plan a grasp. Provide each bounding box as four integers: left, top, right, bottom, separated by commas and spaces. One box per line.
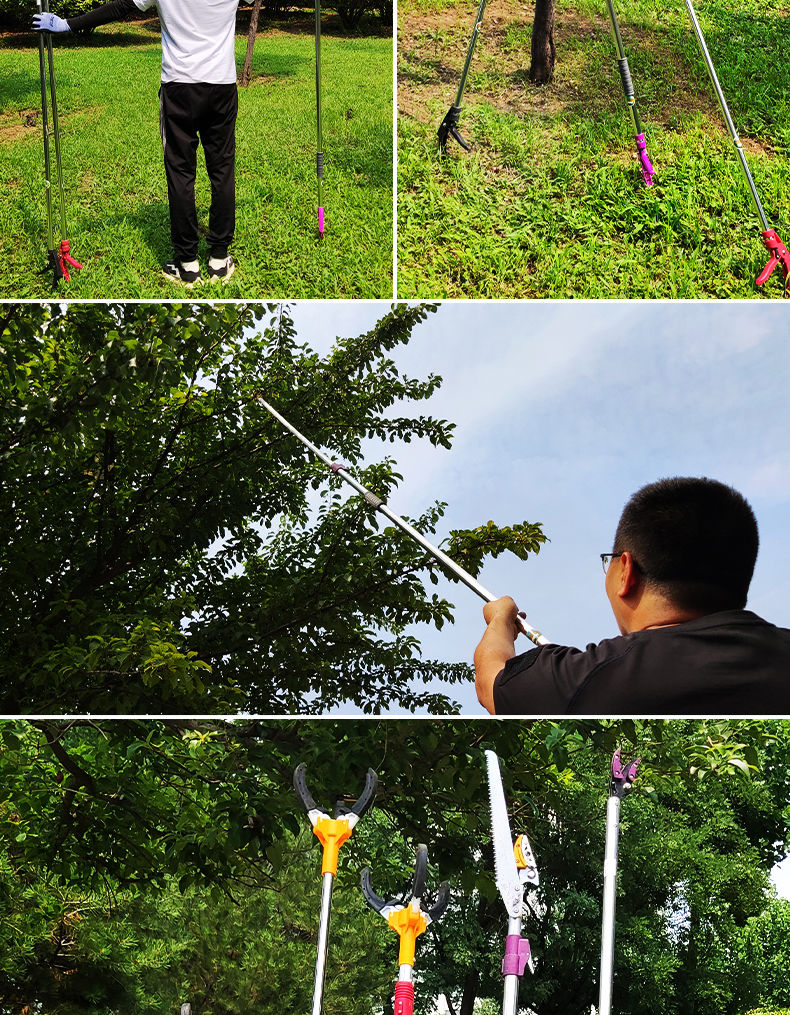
610, 748, 639, 799
485, 751, 539, 919
293, 761, 378, 826
294, 762, 378, 877
361, 843, 451, 925
361, 844, 450, 975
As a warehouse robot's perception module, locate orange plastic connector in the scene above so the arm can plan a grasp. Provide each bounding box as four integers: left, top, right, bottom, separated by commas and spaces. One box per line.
388, 905, 428, 967
313, 816, 353, 876
514, 834, 530, 869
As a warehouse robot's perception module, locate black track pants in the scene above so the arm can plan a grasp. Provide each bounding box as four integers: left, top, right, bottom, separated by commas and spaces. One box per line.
159, 82, 238, 261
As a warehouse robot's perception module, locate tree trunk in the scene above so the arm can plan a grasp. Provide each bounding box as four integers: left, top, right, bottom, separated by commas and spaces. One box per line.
458, 965, 481, 1015
240, 0, 263, 87
529, 0, 556, 84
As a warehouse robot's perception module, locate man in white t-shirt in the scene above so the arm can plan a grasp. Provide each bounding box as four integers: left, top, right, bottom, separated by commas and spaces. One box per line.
35, 0, 240, 285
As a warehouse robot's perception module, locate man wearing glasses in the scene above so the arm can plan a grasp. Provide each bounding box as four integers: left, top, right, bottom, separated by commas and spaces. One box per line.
474, 476, 790, 714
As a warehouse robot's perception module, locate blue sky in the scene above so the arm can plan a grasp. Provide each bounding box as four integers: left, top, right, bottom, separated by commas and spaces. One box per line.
284, 301, 790, 714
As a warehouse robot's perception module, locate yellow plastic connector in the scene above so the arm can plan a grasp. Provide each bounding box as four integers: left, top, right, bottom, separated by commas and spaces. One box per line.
313, 816, 353, 876
388, 904, 428, 967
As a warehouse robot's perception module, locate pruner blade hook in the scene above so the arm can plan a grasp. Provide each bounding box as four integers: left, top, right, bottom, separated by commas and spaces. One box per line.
611, 748, 640, 799
438, 105, 471, 152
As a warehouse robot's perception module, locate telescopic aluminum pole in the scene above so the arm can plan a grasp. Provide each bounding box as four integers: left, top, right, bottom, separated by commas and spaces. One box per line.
259, 396, 549, 646
502, 914, 523, 1015
312, 872, 334, 1015
437, 0, 488, 150
36, 0, 62, 287
682, 0, 790, 287
598, 751, 638, 1015
43, 0, 81, 281
315, 0, 324, 236
598, 792, 620, 1015
603, 0, 654, 185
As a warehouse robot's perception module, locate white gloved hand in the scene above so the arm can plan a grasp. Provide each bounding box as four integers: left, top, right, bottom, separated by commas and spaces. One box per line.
33, 12, 71, 32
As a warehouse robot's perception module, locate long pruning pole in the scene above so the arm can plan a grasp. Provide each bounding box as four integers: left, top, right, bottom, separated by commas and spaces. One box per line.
681, 0, 790, 288
598, 751, 639, 1015
294, 764, 378, 1015
361, 845, 450, 1015
603, 0, 654, 185
36, 0, 82, 288
314, 0, 324, 236
437, 0, 488, 151
259, 396, 549, 646
36, 0, 60, 287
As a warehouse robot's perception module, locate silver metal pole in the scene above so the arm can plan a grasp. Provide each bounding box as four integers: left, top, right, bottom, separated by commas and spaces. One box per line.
311, 872, 334, 1015
598, 794, 621, 1015
502, 915, 523, 1015
682, 0, 769, 230
259, 396, 549, 645
454, 0, 489, 107
36, 0, 54, 253
501, 917, 519, 1010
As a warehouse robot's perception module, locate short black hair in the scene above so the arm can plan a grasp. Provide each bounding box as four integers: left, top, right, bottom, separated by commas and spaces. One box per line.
613, 477, 758, 612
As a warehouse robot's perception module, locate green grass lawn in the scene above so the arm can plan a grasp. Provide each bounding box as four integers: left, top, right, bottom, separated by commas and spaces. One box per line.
1, 16, 393, 298
397, 0, 790, 297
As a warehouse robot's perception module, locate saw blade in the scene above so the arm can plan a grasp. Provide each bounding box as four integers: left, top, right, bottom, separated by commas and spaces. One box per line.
485, 750, 523, 918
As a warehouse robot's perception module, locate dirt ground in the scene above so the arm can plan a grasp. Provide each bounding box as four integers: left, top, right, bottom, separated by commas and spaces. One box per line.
396, 0, 773, 154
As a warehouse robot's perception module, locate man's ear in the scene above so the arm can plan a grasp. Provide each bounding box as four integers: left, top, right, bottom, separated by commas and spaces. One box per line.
616, 551, 642, 598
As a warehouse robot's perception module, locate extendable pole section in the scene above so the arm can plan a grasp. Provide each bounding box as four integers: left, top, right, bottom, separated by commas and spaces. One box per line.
361, 844, 451, 1015
437, 0, 489, 150
294, 763, 378, 1015
604, 0, 654, 185
598, 749, 639, 1015
682, 0, 790, 288
259, 396, 548, 646
43, 0, 81, 282
314, 0, 324, 236
36, 0, 61, 288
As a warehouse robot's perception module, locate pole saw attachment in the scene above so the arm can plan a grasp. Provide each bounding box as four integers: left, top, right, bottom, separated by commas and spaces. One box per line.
361, 844, 451, 1015
437, 0, 489, 151
486, 750, 540, 1015
604, 0, 654, 186
682, 0, 789, 290
36, 0, 83, 289
258, 396, 549, 646
598, 749, 639, 1015
294, 762, 378, 1015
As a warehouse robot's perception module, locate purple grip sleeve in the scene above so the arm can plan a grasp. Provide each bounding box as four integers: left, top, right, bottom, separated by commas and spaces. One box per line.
502, 935, 531, 977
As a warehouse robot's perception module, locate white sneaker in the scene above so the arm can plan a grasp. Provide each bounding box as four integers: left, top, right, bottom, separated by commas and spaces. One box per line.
208, 255, 236, 282
162, 260, 201, 286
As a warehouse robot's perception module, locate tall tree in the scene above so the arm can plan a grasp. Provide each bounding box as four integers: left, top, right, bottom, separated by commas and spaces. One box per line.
3, 719, 787, 1015
0, 303, 545, 714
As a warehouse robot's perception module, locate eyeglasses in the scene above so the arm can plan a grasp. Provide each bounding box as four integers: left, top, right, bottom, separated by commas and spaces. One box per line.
601, 552, 644, 575
600, 552, 623, 574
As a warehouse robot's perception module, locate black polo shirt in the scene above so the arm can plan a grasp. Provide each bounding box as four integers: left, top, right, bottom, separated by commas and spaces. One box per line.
492, 610, 790, 715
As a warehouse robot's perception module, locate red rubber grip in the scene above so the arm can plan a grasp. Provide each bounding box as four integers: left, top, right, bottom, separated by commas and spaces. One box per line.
394, 980, 414, 1015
